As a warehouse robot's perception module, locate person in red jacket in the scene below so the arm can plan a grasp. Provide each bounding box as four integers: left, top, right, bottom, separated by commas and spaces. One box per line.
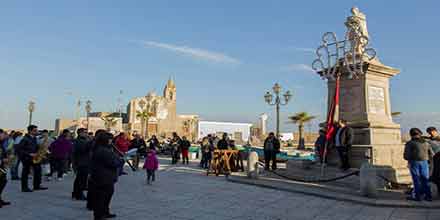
115, 133, 130, 154
114, 133, 131, 175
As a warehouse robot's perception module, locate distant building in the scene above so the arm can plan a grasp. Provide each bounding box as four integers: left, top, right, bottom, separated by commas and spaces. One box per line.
55, 112, 126, 135
198, 121, 252, 144
176, 114, 199, 142
54, 119, 76, 135
126, 78, 199, 139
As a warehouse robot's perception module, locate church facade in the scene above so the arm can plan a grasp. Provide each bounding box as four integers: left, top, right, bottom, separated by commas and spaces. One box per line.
126, 78, 199, 140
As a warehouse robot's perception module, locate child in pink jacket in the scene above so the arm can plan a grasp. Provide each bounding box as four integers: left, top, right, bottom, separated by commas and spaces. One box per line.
143, 148, 159, 184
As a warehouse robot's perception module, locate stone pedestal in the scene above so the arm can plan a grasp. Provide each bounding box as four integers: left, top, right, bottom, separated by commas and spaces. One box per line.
359, 162, 378, 198
247, 151, 259, 179
326, 60, 411, 184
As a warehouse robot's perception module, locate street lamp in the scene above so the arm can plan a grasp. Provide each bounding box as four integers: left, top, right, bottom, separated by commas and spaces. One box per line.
138, 99, 147, 138
264, 83, 292, 137
85, 100, 92, 131
28, 101, 35, 126
144, 94, 154, 138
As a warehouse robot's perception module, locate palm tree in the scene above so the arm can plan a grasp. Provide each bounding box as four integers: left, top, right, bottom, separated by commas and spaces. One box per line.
101, 116, 118, 131
288, 112, 316, 149
136, 110, 154, 138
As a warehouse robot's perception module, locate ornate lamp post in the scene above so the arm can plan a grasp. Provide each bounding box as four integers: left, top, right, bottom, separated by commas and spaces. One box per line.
75, 100, 82, 133
28, 101, 35, 126
144, 93, 154, 139
264, 83, 292, 137
85, 100, 92, 131
138, 99, 147, 138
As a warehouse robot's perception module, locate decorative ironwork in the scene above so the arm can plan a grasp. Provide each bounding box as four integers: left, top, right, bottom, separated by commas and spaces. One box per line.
312, 7, 376, 80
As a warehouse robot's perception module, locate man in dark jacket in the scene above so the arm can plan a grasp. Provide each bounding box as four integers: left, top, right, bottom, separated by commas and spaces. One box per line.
315, 129, 327, 164
180, 136, 191, 165
131, 133, 147, 170
217, 133, 229, 150
89, 132, 123, 220
404, 128, 432, 201
147, 135, 159, 151
334, 120, 354, 171
71, 128, 91, 200
16, 125, 48, 192
170, 132, 181, 164
86, 129, 106, 212
263, 132, 281, 170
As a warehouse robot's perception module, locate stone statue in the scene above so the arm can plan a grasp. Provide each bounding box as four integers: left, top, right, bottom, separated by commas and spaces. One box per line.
345, 7, 369, 55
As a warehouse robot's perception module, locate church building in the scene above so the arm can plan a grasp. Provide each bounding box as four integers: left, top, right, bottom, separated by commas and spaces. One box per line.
126, 78, 199, 140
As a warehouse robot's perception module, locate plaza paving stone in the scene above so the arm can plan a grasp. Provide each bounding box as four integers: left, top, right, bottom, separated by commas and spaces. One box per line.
1, 157, 438, 220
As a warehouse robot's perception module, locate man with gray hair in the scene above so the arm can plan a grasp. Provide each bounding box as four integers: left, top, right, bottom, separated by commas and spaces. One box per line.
404, 128, 432, 201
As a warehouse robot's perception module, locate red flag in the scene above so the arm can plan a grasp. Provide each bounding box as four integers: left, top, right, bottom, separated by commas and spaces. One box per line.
325, 77, 340, 141
320, 77, 340, 163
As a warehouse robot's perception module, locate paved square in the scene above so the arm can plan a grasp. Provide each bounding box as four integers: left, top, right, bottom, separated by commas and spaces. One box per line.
2, 158, 439, 220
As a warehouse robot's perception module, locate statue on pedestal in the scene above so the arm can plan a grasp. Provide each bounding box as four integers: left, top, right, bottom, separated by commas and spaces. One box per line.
311, 7, 410, 184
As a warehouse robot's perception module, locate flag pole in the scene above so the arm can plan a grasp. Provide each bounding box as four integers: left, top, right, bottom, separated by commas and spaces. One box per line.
320, 76, 340, 177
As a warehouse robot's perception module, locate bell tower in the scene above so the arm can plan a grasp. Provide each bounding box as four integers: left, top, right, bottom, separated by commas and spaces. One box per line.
164, 77, 176, 102
159, 77, 177, 136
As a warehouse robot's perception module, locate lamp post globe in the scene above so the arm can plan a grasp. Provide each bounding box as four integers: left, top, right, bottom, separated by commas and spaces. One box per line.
264, 92, 273, 104
284, 90, 292, 103
272, 83, 281, 94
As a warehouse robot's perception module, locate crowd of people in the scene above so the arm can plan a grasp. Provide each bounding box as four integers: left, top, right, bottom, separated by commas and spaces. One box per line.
0, 125, 162, 220
313, 119, 440, 202
0, 124, 247, 218
2, 119, 439, 219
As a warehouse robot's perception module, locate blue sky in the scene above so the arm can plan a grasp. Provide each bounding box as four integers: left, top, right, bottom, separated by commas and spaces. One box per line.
1, 1, 439, 132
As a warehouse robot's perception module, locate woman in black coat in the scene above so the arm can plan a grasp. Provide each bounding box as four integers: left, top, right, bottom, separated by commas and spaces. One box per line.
89, 132, 123, 220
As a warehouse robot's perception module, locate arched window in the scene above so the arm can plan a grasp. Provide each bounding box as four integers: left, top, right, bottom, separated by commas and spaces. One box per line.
169, 91, 174, 100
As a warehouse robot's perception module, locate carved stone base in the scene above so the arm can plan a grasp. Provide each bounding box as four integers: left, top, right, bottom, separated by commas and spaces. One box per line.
326, 146, 411, 184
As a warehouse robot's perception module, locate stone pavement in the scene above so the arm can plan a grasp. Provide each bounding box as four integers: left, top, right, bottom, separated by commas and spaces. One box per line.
2, 157, 440, 220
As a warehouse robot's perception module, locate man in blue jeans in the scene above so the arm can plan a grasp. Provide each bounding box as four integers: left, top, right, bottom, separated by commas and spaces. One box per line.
404, 128, 433, 201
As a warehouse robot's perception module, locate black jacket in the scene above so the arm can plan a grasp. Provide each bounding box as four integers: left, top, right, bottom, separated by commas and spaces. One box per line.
404, 138, 432, 161
0, 140, 7, 169
263, 137, 281, 152
131, 138, 147, 155
90, 144, 123, 186
16, 134, 39, 162
72, 136, 91, 169
170, 137, 182, 151
217, 139, 229, 150
147, 138, 159, 150
180, 140, 191, 151
335, 126, 354, 148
